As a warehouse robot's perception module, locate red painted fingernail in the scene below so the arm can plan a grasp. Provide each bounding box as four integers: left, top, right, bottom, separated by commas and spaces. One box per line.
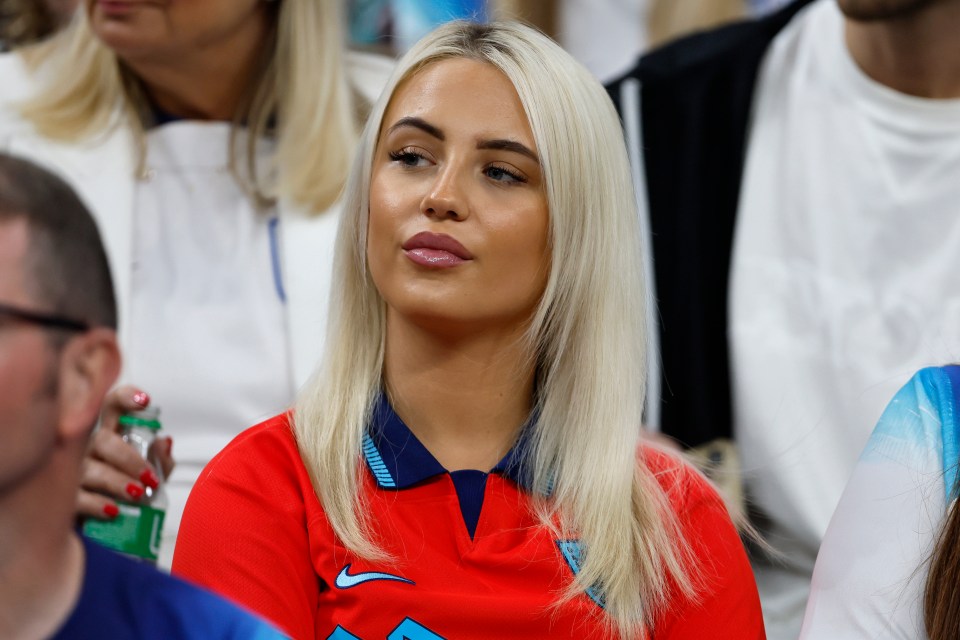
103, 503, 119, 518
126, 483, 144, 499
132, 391, 149, 407
140, 469, 159, 490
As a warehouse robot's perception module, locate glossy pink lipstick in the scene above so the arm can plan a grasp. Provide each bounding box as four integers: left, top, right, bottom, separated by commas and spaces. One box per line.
402, 232, 473, 268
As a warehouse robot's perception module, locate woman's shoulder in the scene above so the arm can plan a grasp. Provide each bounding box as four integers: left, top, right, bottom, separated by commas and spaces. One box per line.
204, 411, 299, 457
179, 412, 329, 552
863, 365, 960, 494
900, 365, 958, 403
910, 365, 960, 423
800, 367, 960, 638
637, 442, 764, 637
867, 366, 958, 454
194, 413, 307, 491
638, 442, 722, 515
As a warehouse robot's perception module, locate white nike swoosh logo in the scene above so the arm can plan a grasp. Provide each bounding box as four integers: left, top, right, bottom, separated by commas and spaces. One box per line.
334, 564, 415, 589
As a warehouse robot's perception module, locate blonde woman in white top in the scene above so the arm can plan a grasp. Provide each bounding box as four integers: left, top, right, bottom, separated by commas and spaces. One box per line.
0, 0, 392, 566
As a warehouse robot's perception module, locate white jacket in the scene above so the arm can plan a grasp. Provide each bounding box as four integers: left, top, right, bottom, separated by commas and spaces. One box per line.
0, 50, 393, 389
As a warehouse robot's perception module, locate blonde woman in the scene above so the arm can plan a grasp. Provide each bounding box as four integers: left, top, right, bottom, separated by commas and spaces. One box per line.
0, 0, 392, 566
173, 21, 763, 639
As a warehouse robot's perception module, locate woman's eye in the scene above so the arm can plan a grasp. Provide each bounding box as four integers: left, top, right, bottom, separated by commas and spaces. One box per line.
388, 149, 428, 167
485, 165, 526, 184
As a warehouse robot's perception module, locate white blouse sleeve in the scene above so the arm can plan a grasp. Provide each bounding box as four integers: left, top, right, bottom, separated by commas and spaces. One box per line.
800, 368, 955, 639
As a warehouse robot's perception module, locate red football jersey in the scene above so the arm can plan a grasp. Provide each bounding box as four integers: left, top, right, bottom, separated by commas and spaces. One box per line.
173, 400, 764, 640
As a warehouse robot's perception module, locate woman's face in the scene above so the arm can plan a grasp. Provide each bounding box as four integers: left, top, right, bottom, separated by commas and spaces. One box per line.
368, 58, 550, 334
85, 0, 269, 65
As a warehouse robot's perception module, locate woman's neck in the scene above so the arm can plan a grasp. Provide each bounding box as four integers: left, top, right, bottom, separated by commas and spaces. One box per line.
123, 17, 271, 121
383, 315, 537, 473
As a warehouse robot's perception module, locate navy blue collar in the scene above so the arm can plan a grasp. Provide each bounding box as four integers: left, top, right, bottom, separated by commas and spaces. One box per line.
362, 393, 532, 490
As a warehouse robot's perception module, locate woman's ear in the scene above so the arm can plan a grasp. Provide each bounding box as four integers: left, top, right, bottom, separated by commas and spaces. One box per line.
56, 328, 121, 441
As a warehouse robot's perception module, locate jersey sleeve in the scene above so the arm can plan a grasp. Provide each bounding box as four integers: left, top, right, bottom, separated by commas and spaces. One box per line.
800, 368, 955, 639
172, 417, 321, 640
646, 448, 766, 640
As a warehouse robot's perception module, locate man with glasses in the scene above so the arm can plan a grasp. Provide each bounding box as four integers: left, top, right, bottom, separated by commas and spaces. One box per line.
0, 153, 283, 639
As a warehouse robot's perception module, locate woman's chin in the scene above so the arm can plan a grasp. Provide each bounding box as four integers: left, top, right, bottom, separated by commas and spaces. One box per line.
90, 19, 163, 63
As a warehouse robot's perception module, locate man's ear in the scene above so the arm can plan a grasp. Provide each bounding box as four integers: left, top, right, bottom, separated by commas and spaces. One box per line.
57, 328, 121, 441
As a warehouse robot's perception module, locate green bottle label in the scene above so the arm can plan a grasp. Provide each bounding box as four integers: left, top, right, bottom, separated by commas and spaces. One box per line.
83, 503, 165, 562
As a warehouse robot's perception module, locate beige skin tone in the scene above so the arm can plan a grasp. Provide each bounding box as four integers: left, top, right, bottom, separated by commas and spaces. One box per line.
45, 0, 80, 23
85, 0, 271, 119
78, 0, 273, 518
840, 0, 960, 98
368, 59, 550, 472
0, 220, 121, 639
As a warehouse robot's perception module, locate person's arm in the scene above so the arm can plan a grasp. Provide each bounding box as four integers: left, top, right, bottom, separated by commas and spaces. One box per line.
645, 448, 765, 639
172, 417, 321, 640
799, 370, 949, 639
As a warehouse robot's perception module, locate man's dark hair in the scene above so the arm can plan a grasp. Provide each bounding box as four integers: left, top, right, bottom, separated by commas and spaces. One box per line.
0, 153, 117, 330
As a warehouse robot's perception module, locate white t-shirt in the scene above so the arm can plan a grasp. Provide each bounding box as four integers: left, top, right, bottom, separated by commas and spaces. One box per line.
557, 0, 649, 83
729, 1, 960, 637
126, 122, 294, 566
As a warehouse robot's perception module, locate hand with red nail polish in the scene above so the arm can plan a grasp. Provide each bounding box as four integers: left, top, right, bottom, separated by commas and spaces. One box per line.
139, 469, 159, 491
76, 385, 176, 520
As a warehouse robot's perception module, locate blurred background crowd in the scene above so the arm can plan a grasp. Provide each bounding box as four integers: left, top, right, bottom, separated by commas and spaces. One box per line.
2, 0, 792, 77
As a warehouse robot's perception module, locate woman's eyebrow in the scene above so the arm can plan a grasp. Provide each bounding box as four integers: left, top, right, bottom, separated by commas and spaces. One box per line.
477, 139, 539, 164
386, 117, 539, 164
388, 116, 444, 140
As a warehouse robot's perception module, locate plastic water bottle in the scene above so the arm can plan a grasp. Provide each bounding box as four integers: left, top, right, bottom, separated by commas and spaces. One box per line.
83, 407, 167, 564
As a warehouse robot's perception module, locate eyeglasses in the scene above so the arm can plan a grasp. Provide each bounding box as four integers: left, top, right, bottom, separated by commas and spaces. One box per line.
0, 302, 90, 332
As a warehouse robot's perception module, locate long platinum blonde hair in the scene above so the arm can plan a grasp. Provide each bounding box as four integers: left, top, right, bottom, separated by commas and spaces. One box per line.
18, 0, 358, 212
295, 20, 695, 637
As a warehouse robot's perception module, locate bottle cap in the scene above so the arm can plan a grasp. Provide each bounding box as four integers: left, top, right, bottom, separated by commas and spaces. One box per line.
119, 407, 162, 430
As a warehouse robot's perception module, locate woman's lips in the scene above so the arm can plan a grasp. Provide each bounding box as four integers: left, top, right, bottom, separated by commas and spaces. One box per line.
405, 248, 467, 267
402, 231, 473, 268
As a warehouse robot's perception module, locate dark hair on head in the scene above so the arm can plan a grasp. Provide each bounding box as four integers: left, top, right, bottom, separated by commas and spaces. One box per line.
925, 485, 960, 640
0, 153, 117, 330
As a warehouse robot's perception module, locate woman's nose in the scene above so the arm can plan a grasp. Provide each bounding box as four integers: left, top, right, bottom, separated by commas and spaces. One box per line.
420, 165, 467, 221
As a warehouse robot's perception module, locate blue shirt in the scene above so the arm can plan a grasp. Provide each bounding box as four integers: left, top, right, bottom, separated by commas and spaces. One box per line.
52, 537, 285, 639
